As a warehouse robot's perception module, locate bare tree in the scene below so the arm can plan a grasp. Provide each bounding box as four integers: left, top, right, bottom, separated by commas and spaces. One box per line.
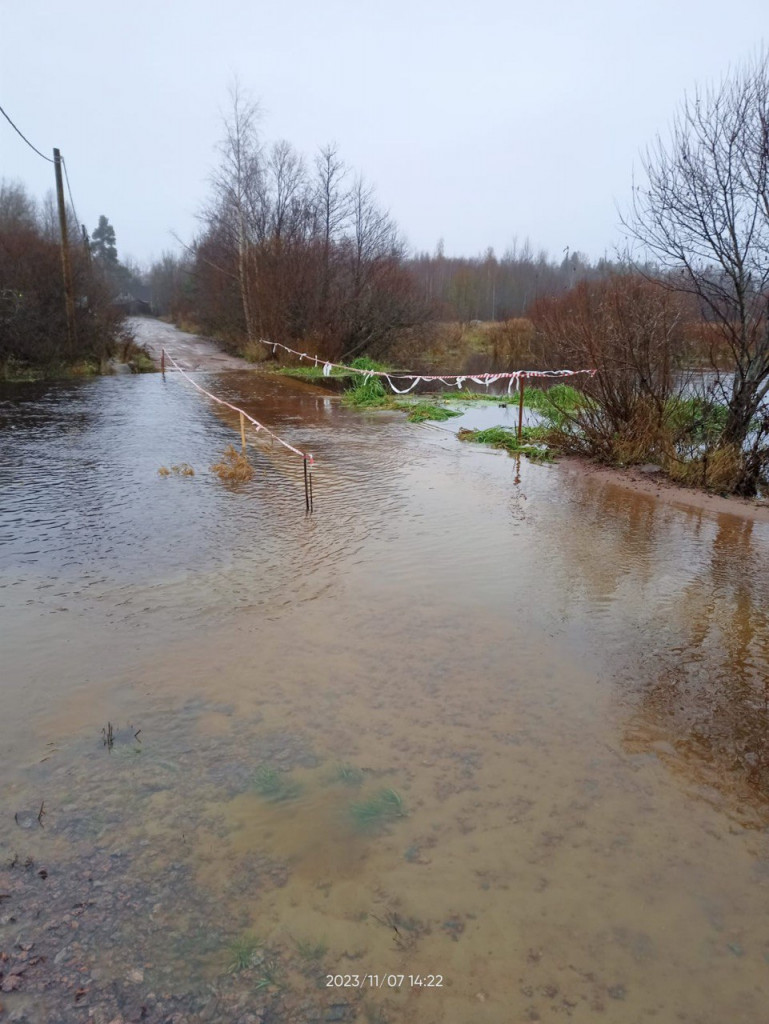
190, 89, 426, 361
266, 140, 306, 242
314, 143, 349, 313
625, 53, 769, 493
209, 82, 263, 343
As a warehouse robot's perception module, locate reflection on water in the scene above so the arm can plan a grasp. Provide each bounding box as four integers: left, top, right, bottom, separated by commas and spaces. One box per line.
1, 370, 769, 1022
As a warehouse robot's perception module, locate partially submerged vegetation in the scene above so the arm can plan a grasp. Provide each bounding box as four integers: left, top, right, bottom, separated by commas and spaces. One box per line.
158, 463, 195, 477
210, 445, 254, 483
404, 402, 462, 423
458, 426, 554, 462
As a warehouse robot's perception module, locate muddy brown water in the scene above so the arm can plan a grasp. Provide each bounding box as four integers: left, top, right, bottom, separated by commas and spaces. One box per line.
1, 367, 769, 1023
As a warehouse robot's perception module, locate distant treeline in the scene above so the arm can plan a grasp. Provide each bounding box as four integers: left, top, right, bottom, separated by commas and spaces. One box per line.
149, 241, 622, 344
408, 244, 621, 322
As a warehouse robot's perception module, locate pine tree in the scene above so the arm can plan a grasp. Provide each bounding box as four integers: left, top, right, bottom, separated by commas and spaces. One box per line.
91, 215, 118, 266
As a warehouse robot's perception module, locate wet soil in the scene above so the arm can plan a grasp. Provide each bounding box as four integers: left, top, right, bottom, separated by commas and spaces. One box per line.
560, 454, 769, 525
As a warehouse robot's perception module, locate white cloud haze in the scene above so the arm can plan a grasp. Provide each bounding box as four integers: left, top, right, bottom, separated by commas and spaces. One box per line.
1, 0, 766, 265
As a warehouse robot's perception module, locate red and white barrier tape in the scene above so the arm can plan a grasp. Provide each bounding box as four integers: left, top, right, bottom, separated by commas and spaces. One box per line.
163, 350, 313, 465
266, 339, 596, 394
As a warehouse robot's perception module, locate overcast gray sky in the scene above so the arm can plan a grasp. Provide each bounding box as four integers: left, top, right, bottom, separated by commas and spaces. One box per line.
1, 0, 766, 266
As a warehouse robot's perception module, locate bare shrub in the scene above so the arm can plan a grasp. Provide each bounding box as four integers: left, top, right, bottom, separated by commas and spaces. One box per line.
530, 274, 689, 464
211, 445, 254, 482
665, 444, 744, 492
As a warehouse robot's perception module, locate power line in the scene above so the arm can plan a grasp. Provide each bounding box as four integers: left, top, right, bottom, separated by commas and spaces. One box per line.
0, 102, 55, 163
61, 156, 82, 231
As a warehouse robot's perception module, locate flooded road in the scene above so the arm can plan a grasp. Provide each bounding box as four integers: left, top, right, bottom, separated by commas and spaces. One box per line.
1, 360, 769, 1023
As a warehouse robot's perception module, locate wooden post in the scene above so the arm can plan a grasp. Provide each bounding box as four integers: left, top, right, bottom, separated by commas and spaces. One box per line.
239, 412, 247, 453
53, 148, 77, 353
303, 458, 310, 512
517, 378, 525, 442
161, 348, 166, 379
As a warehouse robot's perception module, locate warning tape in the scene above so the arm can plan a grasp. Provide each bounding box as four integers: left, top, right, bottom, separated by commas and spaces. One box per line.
266, 339, 596, 394
162, 349, 313, 465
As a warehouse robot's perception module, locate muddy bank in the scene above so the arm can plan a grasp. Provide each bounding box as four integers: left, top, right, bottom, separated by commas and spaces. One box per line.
558, 455, 769, 524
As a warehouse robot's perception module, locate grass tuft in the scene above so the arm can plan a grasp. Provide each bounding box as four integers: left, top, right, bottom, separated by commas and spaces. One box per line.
158, 463, 195, 477
342, 373, 389, 407
348, 357, 388, 371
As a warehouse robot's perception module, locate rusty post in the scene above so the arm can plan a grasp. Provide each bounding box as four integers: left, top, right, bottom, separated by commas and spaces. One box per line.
239, 411, 247, 453
303, 458, 310, 512
517, 377, 525, 442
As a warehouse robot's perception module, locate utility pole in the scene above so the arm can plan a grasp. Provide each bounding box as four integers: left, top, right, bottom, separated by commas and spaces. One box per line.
53, 148, 77, 350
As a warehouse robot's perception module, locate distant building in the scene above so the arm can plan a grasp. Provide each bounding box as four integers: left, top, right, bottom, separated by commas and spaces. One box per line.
112, 284, 153, 316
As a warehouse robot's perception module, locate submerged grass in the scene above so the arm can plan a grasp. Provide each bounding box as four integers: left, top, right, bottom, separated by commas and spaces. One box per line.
437, 383, 585, 412
253, 765, 303, 802
227, 933, 262, 973
350, 788, 406, 832
294, 937, 328, 961
158, 463, 195, 477
1, 357, 103, 382
334, 762, 365, 787
458, 425, 554, 461
277, 365, 350, 380
280, 355, 391, 383
255, 955, 284, 991
210, 445, 254, 482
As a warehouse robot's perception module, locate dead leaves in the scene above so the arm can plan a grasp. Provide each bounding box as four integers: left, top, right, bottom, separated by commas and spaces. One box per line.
0, 945, 44, 994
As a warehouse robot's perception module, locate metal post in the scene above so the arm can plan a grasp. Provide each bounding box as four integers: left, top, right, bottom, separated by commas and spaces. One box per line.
517, 378, 525, 442
239, 412, 247, 453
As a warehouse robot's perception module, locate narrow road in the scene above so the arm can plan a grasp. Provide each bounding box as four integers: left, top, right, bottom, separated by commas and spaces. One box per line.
129, 316, 255, 372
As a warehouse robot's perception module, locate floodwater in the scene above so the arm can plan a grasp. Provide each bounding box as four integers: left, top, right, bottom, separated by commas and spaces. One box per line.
1, 366, 769, 1024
